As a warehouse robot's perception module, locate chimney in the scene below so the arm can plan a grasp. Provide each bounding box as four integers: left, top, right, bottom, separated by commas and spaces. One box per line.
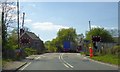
20, 28, 24, 35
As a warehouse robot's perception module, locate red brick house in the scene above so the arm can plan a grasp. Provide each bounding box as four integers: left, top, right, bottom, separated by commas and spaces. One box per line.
20, 29, 45, 54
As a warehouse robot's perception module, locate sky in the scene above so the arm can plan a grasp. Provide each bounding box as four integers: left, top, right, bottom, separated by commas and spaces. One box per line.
19, 2, 118, 42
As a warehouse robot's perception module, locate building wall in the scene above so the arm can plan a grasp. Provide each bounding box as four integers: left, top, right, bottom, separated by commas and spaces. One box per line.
20, 33, 45, 54
20, 33, 32, 48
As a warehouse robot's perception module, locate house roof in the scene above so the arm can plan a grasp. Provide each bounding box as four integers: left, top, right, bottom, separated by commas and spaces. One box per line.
20, 31, 41, 41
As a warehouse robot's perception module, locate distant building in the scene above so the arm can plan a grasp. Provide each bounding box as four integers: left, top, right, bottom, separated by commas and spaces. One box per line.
20, 29, 45, 54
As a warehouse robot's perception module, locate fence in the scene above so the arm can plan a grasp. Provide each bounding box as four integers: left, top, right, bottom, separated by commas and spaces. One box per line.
99, 42, 117, 49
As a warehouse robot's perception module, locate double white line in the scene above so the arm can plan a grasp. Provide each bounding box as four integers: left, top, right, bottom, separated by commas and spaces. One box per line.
59, 53, 74, 69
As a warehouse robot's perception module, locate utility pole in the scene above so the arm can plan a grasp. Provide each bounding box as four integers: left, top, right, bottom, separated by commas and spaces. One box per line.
22, 12, 25, 28
17, 0, 20, 49
89, 21, 91, 31
87, 21, 92, 55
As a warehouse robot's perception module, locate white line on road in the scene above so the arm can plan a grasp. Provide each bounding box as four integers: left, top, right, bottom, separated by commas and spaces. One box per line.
77, 53, 80, 56
20, 62, 31, 70
60, 53, 74, 69
35, 57, 41, 60
66, 62, 73, 68
41, 55, 46, 57
59, 55, 61, 60
63, 63, 69, 68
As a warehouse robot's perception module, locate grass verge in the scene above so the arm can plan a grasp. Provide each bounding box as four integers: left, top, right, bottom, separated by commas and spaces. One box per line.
2, 59, 13, 68
91, 54, 119, 66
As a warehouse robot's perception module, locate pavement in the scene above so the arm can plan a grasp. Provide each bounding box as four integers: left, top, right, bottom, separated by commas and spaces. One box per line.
2, 61, 27, 72
1, 55, 43, 72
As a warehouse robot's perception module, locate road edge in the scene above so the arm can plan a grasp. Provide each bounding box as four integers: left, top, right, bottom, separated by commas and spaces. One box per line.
14, 62, 28, 72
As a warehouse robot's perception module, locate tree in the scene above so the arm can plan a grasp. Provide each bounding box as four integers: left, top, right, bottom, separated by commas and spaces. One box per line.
1, 1, 17, 59
86, 27, 114, 43
56, 28, 77, 51
7, 28, 18, 50
76, 34, 84, 45
44, 28, 78, 52
85, 27, 114, 55
57, 28, 77, 42
44, 40, 57, 52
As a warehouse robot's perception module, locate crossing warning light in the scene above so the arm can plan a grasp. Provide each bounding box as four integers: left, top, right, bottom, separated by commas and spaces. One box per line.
92, 36, 101, 42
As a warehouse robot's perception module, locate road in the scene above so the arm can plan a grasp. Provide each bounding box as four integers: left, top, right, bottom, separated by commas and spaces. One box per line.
19, 53, 118, 71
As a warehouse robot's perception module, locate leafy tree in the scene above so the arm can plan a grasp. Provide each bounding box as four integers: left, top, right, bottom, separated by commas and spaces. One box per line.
7, 28, 18, 50
44, 40, 57, 52
45, 28, 77, 52
57, 28, 77, 43
86, 27, 114, 43
57, 28, 77, 49
76, 34, 84, 45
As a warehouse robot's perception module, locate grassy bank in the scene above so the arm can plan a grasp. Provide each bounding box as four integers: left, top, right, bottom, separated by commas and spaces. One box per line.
91, 54, 119, 66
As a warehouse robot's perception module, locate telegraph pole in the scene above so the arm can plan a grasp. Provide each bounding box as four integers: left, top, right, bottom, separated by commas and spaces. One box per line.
89, 21, 91, 31
88, 20, 92, 55
22, 12, 25, 28
17, 0, 20, 49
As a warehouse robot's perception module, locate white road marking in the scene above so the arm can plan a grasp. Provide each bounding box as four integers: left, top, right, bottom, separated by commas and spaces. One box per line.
59, 55, 61, 59
60, 53, 74, 68
66, 62, 73, 68
83, 57, 87, 59
77, 54, 80, 56
20, 62, 31, 70
41, 55, 46, 57
35, 57, 41, 60
63, 63, 69, 68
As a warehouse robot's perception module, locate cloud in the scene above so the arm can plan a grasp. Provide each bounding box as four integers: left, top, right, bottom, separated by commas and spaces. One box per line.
24, 19, 32, 23
31, 4, 36, 7
32, 22, 69, 31
91, 25, 118, 30
91, 25, 102, 28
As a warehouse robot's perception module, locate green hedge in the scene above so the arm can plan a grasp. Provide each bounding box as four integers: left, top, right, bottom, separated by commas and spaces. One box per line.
24, 48, 37, 56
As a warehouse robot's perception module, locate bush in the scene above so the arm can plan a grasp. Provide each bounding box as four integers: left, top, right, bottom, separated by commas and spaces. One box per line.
111, 45, 120, 55
24, 48, 37, 56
